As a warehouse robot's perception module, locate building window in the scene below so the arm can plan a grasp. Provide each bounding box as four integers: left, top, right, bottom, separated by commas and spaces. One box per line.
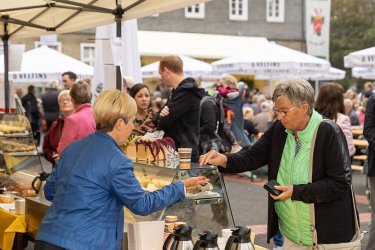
80, 43, 95, 66
34, 41, 62, 52
229, 0, 248, 21
185, 3, 205, 19
267, 0, 285, 23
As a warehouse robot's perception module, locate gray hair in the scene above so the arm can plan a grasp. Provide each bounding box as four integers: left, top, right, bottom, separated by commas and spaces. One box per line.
272, 78, 314, 116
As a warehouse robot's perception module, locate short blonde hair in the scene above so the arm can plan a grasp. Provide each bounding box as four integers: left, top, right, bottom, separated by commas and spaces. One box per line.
93, 89, 137, 132
220, 75, 237, 87
58, 90, 70, 102
243, 107, 254, 121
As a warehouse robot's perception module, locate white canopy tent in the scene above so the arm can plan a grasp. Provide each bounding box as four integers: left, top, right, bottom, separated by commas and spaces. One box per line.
254, 67, 345, 96
254, 67, 345, 81
0, 0, 211, 110
0, 1, 211, 39
138, 31, 268, 59
9, 46, 94, 85
212, 42, 331, 76
141, 55, 216, 79
352, 67, 375, 79
344, 47, 375, 68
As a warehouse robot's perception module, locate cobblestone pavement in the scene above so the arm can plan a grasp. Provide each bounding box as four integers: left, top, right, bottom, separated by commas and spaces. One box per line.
223, 170, 370, 249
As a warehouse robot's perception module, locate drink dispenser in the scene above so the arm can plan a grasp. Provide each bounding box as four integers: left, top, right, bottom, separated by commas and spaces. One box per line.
163, 224, 194, 250
225, 226, 255, 250
193, 230, 220, 250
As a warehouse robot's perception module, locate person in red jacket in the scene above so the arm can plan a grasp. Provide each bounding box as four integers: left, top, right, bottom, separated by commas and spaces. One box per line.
43, 90, 75, 166
57, 81, 96, 155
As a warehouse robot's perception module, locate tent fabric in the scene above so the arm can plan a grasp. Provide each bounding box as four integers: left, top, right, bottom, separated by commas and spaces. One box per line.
141, 55, 214, 79
10, 46, 93, 84
138, 31, 268, 59
352, 67, 375, 79
344, 47, 375, 68
212, 42, 331, 75
0, 0, 211, 39
254, 67, 345, 81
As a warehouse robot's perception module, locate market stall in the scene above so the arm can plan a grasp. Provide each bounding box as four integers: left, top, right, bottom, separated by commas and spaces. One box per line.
0, 114, 268, 249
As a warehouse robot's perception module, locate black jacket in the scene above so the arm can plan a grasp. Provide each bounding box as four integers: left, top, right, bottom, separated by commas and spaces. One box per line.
365, 95, 375, 176
21, 93, 40, 124
221, 120, 356, 244
200, 96, 218, 143
155, 78, 205, 162
42, 89, 60, 122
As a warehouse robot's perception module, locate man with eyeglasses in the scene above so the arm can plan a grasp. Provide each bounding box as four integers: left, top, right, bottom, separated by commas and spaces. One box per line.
200, 78, 357, 249
61, 71, 77, 89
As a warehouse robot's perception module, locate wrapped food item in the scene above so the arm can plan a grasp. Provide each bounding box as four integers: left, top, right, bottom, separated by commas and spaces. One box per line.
186, 182, 213, 194
0, 194, 15, 203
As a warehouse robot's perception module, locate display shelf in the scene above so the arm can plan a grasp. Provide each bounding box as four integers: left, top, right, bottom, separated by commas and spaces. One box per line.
0, 151, 38, 156
0, 113, 42, 197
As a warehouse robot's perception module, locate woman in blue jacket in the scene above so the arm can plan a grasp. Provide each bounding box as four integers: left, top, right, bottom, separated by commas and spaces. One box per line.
35, 89, 208, 250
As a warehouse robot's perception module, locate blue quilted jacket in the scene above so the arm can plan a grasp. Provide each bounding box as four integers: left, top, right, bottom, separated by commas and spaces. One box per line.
37, 131, 185, 250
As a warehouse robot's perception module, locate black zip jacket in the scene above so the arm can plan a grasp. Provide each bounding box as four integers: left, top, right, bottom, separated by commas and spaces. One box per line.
364, 95, 375, 176
154, 78, 205, 162
220, 119, 356, 244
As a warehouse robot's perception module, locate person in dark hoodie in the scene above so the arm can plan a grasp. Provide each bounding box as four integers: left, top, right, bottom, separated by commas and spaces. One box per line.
154, 55, 205, 162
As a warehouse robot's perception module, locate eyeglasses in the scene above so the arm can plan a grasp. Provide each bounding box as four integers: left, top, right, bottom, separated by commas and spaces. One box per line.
272, 106, 297, 117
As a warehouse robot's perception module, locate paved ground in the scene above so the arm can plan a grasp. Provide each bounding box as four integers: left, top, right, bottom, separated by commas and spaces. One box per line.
223, 169, 371, 249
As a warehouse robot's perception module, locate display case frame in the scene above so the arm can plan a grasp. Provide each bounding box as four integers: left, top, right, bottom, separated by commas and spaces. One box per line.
126, 162, 235, 235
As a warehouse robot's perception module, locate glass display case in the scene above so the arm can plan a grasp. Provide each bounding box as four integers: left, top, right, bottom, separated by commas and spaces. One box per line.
125, 162, 235, 235
0, 113, 43, 197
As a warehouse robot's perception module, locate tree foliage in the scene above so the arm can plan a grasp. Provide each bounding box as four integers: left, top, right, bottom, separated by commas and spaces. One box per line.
330, 0, 375, 88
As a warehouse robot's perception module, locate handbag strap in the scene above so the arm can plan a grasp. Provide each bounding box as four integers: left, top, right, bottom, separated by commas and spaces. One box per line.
308, 119, 360, 249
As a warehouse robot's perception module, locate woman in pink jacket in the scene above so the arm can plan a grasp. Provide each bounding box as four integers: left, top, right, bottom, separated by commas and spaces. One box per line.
57, 81, 96, 155
315, 82, 355, 156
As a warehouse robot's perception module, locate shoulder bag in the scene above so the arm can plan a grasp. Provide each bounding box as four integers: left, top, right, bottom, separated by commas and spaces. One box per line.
309, 120, 363, 250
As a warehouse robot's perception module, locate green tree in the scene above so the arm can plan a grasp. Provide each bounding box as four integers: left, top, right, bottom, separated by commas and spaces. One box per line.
330, 0, 375, 89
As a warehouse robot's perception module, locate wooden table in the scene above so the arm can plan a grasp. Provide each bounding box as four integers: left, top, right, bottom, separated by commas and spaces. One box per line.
353, 139, 369, 148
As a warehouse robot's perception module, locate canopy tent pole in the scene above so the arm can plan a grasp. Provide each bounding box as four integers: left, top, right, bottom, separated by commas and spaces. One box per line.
269, 80, 273, 96
2, 16, 10, 113
115, 3, 124, 91
315, 80, 319, 97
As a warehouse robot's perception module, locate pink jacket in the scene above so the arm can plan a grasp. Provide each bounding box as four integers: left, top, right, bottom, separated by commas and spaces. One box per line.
57, 103, 96, 154
336, 113, 355, 156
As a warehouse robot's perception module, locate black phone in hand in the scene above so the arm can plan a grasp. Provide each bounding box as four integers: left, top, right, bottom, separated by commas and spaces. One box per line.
263, 180, 282, 196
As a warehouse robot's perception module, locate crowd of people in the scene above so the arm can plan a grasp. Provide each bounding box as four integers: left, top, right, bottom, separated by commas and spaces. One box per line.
13, 55, 375, 250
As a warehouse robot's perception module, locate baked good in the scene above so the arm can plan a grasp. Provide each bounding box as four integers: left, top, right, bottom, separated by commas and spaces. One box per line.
0, 194, 15, 203
123, 131, 179, 164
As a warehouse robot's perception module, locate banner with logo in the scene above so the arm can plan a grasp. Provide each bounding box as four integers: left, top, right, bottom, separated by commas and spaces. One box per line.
305, 0, 331, 60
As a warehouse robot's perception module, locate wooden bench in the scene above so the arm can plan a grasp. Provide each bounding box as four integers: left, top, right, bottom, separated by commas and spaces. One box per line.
351, 165, 364, 171
353, 155, 367, 161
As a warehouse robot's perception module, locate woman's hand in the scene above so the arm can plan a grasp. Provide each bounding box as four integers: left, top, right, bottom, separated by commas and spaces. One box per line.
199, 150, 228, 167
270, 185, 293, 201
182, 176, 209, 188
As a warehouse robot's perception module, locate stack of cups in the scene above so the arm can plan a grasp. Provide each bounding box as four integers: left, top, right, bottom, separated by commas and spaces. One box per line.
15, 198, 25, 214
165, 215, 178, 233
178, 148, 192, 169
